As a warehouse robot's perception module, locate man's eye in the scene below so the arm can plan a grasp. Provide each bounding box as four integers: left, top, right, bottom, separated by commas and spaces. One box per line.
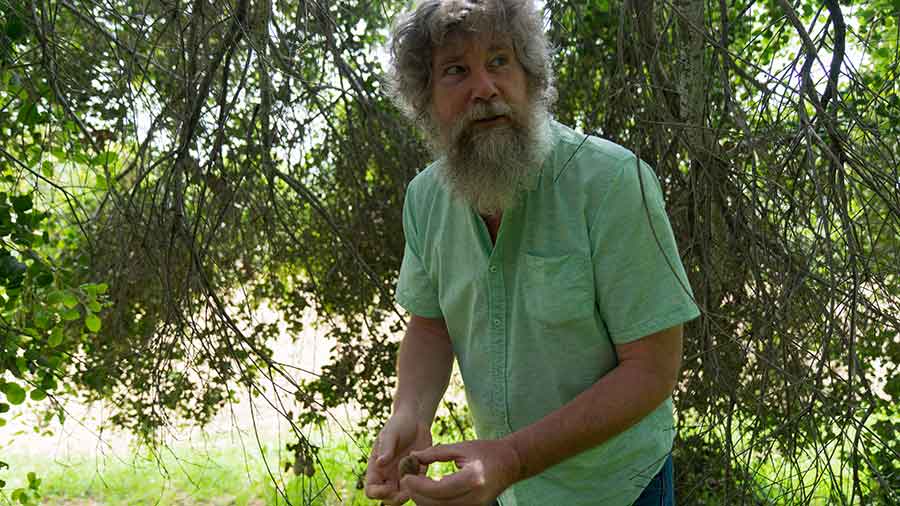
444, 65, 465, 76
489, 55, 508, 67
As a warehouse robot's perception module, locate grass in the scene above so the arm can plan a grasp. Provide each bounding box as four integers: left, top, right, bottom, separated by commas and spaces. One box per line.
1, 427, 374, 506
6, 406, 893, 505
0, 390, 471, 506
674, 408, 899, 506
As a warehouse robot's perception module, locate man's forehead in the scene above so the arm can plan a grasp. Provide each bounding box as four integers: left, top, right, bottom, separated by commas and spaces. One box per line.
433, 32, 513, 61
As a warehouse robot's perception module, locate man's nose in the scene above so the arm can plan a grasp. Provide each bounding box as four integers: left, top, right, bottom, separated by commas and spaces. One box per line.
470, 67, 499, 102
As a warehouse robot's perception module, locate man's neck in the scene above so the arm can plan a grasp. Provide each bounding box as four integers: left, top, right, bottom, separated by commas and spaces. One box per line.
481, 212, 503, 245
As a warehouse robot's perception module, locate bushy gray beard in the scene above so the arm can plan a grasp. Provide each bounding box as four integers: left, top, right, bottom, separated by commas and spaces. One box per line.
429, 100, 551, 215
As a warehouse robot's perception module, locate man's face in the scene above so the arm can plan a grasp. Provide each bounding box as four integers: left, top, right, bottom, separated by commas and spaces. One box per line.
425, 31, 550, 215
430, 32, 529, 134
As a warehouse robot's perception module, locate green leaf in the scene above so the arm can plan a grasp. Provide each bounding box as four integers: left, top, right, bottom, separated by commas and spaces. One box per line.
61, 308, 80, 321
10, 194, 32, 213
26, 150, 42, 170
61, 292, 78, 308
0, 403, 8, 413
46, 291, 64, 305
34, 311, 50, 329
11, 226, 34, 247
46, 356, 61, 370
3, 382, 26, 404
14, 211, 32, 228
29, 389, 46, 401
73, 153, 90, 166
83, 283, 109, 295
84, 313, 101, 332
15, 357, 26, 375
0, 206, 11, 233
91, 151, 118, 167
885, 374, 900, 400
48, 328, 63, 347
34, 271, 53, 287
5, 13, 27, 41
26, 473, 35, 484
15, 102, 38, 126
41, 161, 53, 178
40, 373, 57, 390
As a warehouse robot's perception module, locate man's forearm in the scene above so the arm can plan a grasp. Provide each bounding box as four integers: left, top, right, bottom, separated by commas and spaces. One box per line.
393, 315, 455, 425
503, 325, 683, 481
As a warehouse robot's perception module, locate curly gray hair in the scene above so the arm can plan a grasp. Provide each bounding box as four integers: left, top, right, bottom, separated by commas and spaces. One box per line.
386, 0, 556, 127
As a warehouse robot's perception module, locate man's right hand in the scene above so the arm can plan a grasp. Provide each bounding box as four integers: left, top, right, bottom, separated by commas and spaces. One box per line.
364, 410, 433, 505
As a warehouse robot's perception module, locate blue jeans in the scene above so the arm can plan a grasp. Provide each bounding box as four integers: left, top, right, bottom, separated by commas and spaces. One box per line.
490, 454, 674, 505
632, 454, 675, 506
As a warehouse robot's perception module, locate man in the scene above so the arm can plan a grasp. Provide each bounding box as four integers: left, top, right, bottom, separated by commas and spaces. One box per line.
365, 0, 700, 505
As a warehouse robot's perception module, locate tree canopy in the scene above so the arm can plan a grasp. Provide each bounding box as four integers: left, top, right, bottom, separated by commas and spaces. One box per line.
1, 0, 898, 504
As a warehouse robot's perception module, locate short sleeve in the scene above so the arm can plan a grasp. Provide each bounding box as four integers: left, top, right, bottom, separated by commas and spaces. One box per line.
395, 182, 443, 318
590, 156, 700, 344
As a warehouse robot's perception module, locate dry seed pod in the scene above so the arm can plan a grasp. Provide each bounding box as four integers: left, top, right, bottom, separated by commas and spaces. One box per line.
398, 455, 420, 477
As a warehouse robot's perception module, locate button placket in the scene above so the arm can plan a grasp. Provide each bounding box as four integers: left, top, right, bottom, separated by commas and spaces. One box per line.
487, 257, 508, 429
482, 203, 517, 436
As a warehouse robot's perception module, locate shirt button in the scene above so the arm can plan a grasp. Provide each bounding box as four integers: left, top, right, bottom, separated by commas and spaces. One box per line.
489, 265, 498, 273
493, 318, 501, 326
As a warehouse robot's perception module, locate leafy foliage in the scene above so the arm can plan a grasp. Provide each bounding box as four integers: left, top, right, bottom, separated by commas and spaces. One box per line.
1, 1, 111, 499
0, 0, 898, 504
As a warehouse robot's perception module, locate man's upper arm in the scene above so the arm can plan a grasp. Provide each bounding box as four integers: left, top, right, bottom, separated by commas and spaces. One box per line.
615, 324, 683, 394
396, 179, 443, 319
407, 313, 452, 343
590, 156, 700, 343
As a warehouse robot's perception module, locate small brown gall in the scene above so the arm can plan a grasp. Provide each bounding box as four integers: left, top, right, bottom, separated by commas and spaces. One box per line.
398, 455, 420, 477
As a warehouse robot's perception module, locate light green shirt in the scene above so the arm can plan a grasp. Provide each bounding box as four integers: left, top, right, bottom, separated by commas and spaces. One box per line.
395, 120, 700, 506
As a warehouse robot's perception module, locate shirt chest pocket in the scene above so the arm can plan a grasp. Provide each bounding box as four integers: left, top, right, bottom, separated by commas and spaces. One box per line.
521, 253, 595, 326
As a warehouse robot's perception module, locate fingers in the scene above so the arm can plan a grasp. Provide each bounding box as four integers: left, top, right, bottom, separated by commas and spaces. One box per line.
369, 485, 410, 506
364, 468, 394, 500
404, 481, 475, 506
366, 476, 412, 504
366, 439, 401, 502
401, 467, 476, 501
365, 445, 389, 489
375, 433, 397, 465
410, 443, 462, 465
365, 482, 394, 498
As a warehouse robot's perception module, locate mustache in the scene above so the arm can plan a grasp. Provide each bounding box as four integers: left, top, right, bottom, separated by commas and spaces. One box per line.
447, 100, 516, 143
461, 100, 514, 124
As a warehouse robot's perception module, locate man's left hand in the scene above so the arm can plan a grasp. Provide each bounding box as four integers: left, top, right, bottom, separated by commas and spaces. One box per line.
400, 440, 521, 506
